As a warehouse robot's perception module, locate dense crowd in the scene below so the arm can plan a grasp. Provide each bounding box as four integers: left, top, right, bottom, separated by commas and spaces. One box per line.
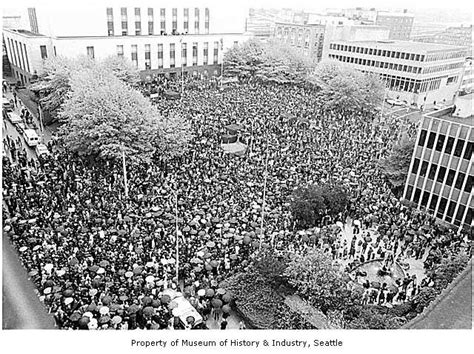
2, 81, 470, 330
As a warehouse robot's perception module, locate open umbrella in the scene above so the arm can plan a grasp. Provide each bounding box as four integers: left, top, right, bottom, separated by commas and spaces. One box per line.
222, 293, 232, 303
78, 316, 90, 329
197, 289, 206, 297
143, 306, 155, 316
216, 288, 226, 295
99, 315, 110, 324
222, 304, 231, 313
68, 257, 78, 266
125, 271, 133, 278
99, 260, 110, 268
99, 306, 110, 315
371, 281, 381, 289
206, 241, 216, 248
132, 267, 143, 275
211, 299, 223, 308
111, 315, 122, 325
63, 289, 74, 297
243, 236, 251, 245
126, 304, 139, 314
205, 289, 215, 298
89, 265, 99, 273
69, 312, 82, 322
168, 301, 178, 310
145, 275, 155, 283
102, 295, 112, 305
210, 260, 218, 267
160, 294, 171, 304
119, 295, 128, 302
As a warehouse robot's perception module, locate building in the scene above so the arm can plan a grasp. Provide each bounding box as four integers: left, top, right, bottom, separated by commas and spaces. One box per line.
245, 8, 284, 38
376, 11, 414, 40
460, 57, 474, 94
413, 25, 472, 48
327, 40, 468, 107
403, 96, 473, 230
3, 5, 249, 84
273, 22, 389, 63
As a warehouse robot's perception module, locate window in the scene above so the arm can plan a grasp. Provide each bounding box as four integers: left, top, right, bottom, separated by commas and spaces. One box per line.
445, 137, 455, 154
418, 129, 427, 146
172, 8, 177, 34
135, 8, 141, 35
184, 8, 189, 33
144, 44, 151, 69
148, 8, 154, 35
203, 42, 208, 65
195, 8, 200, 33
405, 185, 414, 200
446, 201, 456, 222
107, 8, 114, 36
428, 164, 437, 180
465, 176, 472, 193
412, 158, 420, 174
420, 161, 428, 177
437, 166, 446, 183
40, 45, 47, 59
157, 44, 163, 68
160, 9, 166, 34
455, 172, 465, 190
421, 191, 430, 207
213, 41, 218, 64
205, 8, 209, 34
170, 43, 175, 68
28, 8, 39, 34
429, 194, 438, 211
453, 139, 465, 157
192, 42, 198, 66
446, 169, 456, 186
437, 198, 447, 218
427, 132, 436, 149
117, 45, 124, 57
413, 188, 421, 202
86, 46, 95, 59
131, 44, 138, 67
181, 43, 187, 67
121, 7, 128, 36
435, 134, 445, 151
455, 204, 466, 224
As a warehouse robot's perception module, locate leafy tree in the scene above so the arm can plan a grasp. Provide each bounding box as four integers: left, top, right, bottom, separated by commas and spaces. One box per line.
254, 251, 289, 289
411, 287, 439, 314
378, 135, 415, 197
224, 39, 315, 84
100, 56, 140, 86
344, 305, 402, 329
152, 113, 193, 161
58, 66, 190, 164
309, 60, 384, 116
284, 249, 358, 314
427, 251, 469, 292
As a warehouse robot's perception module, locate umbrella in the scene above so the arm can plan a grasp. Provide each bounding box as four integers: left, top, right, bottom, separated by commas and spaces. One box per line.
206, 241, 216, 248
78, 316, 90, 328
205, 289, 215, 297
203, 253, 212, 259
87, 303, 98, 312
99, 260, 110, 267
89, 265, 99, 273
64, 297, 74, 305
97, 267, 105, 275
216, 288, 226, 295
211, 280, 218, 287
222, 293, 232, 303
142, 296, 152, 306
143, 306, 155, 316
83, 312, 94, 319
354, 220, 361, 226
99, 315, 110, 324
197, 289, 206, 297
69, 312, 82, 322
19, 246, 28, 252
89, 289, 98, 297
210, 260, 218, 267
102, 296, 112, 305
222, 304, 231, 313
63, 289, 74, 297
204, 263, 212, 271
111, 315, 122, 325
145, 275, 155, 283
186, 316, 195, 325
133, 267, 143, 275
229, 254, 238, 260
243, 236, 251, 245
211, 299, 223, 308
388, 284, 399, 294
168, 301, 178, 310
160, 295, 171, 304
99, 306, 110, 315
88, 319, 98, 330
218, 281, 229, 288
125, 271, 133, 278
127, 304, 139, 314
119, 295, 128, 302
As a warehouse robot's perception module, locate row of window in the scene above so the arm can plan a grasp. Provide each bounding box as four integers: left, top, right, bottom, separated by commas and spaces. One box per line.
328, 54, 422, 74
425, 50, 467, 62
113, 42, 221, 69
4, 37, 30, 73
411, 158, 472, 193
418, 129, 472, 160
107, 7, 209, 36
406, 185, 472, 226
423, 62, 464, 75
329, 43, 425, 61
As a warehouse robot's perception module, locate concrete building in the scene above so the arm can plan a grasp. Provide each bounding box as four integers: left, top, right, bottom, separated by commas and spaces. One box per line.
403, 95, 473, 230
376, 11, 414, 40
3, 5, 249, 84
413, 25, 472, 48
327, 40, 468, 107
273, 22, 389, 63
460, 57, 474, 94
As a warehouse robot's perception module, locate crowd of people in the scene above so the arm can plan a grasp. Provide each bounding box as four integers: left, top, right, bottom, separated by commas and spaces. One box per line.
2, 80, 471, 330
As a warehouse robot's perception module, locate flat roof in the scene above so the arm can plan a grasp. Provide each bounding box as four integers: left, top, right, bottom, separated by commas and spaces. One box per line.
425, 106, 473, 126
4, 28, 45, 37
376, 12, 415, 18
331, 40, 468, 52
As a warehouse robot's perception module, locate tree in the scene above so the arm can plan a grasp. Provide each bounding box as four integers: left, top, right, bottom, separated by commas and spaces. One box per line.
378, 135, 415, 197
284, 249, 358, 314
309, 60, 384, 116
427, 251, 469, 292
223, 39, 315, 84
100, 56, 141, 86
412, 287, 439, 314
254, 251, 289, 289
58, 66, 190, 164
152, 113, 193, 161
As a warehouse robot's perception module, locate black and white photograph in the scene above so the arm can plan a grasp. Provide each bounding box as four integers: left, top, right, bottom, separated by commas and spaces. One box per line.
1, 0, 472, 352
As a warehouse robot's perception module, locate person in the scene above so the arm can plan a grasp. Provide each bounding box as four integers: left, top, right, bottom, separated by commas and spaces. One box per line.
238, 321, 246, 330
220, 318, 227, 330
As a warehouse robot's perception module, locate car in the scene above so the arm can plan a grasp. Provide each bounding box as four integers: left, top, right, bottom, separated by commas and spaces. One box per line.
8, 111, 23, 124
23, 128, 39, 147
35, 143, 50, 157
2, 97, 13, 112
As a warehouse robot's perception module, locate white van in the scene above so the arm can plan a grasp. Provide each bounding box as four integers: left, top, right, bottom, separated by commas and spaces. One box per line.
8, 112, 23, 124
23, 129, 39, 147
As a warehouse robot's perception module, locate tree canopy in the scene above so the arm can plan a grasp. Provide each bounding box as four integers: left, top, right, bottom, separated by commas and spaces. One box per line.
224, 38, 316, 84
378, 135, 416, 197
309, 60, 385, 116
58, 66, 191, 164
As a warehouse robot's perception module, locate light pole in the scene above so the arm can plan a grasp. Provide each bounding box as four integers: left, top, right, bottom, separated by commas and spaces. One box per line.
220, 38, 224, 90
259, 135, 269, 251
180, 37, 184, 98
174, 191, 179, 286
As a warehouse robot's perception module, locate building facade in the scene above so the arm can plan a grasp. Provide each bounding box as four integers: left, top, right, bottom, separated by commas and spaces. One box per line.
375, 11, 414, 40
327, 40, 468, 107
460, 57, 474, 94
403, 101, 473, 230
413, 25, 473, 48
3, 6, 249, 84
273, 23, 326, 60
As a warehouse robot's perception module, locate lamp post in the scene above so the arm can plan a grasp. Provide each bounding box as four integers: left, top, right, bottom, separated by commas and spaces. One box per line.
174, 191, 179, 285
259, 135, 269, 251
220, 38, 224, 90
121, 143, 129, 198
180, 37, 184, 98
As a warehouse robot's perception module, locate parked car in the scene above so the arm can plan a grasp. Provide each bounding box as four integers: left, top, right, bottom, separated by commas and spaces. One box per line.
23, 129, 39, 147
2, 97, 13, 112
35, 143, 50, 157
8, 111, 23, 124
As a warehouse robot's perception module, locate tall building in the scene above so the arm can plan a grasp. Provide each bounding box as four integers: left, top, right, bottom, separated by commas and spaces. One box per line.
376, 11, 414, 40
403, 96, 473, 230
327, 40, 468, 107
3, 5, 249, 84
460, 57, 474, 94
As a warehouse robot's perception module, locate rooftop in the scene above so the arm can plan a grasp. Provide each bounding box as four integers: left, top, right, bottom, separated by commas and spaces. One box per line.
331, 39, 468, 53
425, 104, 474, 126
376, 12, 415, 18
4, 28, 45, 37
